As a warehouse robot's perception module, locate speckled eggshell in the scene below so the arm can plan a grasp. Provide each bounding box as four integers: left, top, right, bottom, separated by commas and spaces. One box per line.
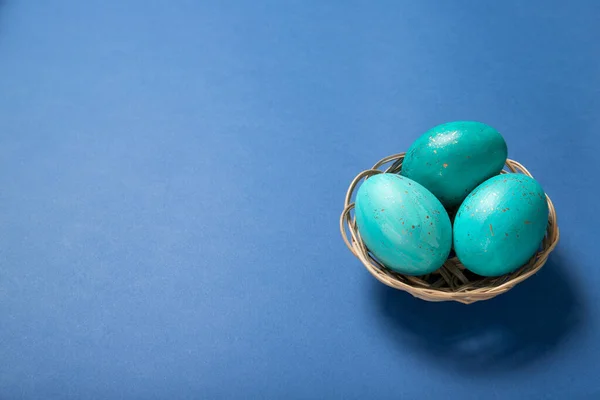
453, 174, 549, 277
401, 121, 508, 208
354, 173, 452, 276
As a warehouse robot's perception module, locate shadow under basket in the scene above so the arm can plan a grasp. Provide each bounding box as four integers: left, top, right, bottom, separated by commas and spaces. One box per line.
340, 153, 560, 304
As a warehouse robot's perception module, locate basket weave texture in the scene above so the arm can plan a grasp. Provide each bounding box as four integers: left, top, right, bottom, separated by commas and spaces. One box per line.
340, 153, 559, 304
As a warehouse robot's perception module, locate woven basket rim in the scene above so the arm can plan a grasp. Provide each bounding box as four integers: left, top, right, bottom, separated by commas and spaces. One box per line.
340, 153, 560, 304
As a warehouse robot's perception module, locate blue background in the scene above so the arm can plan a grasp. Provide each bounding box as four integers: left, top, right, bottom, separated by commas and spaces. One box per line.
0, 1, 598, 398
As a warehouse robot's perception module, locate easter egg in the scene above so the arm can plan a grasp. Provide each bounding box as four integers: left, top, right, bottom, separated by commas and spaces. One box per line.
401, 121, 508, 208
354, 173, 452, 275
453, 174, 549, 277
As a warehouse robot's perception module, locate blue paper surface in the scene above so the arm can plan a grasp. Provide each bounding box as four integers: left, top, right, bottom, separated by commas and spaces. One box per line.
0, 1, 598, 398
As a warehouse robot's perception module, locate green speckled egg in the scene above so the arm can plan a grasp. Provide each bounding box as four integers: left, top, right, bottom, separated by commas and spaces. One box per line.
354, 174, 452, 275
453, 174, 549, 277
401, 121, 508, 208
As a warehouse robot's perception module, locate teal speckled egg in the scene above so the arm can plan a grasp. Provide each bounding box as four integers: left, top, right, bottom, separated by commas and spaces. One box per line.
401, 121, 508, 208
453, 174, 549, 277
354, 174, 452, 275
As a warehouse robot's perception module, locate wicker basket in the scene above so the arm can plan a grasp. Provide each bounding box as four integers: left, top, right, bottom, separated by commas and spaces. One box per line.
340, 153, 559, 304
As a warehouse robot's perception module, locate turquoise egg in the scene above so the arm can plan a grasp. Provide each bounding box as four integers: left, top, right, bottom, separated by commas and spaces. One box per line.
401, 121, 508, 208
354, 173, 452, 275
453, 174, 549, 277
